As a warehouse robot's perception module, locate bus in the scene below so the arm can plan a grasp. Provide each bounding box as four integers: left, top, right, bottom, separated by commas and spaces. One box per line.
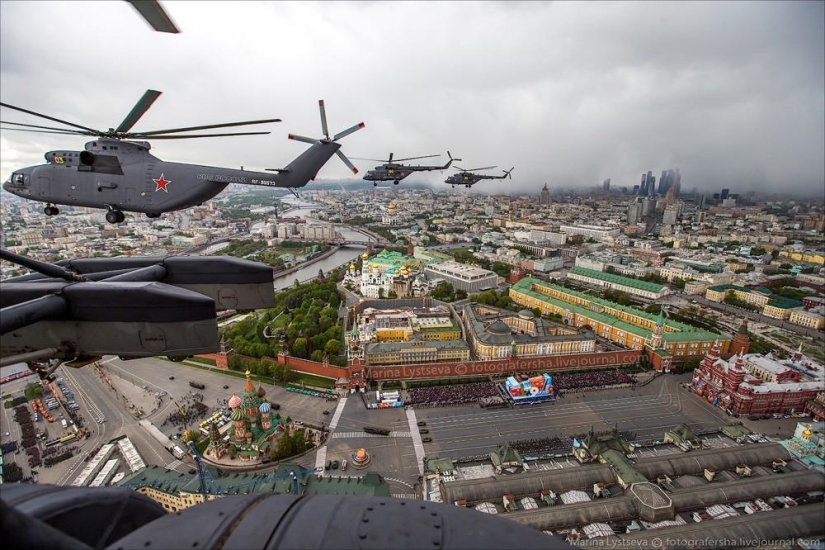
189, 381, 205, 390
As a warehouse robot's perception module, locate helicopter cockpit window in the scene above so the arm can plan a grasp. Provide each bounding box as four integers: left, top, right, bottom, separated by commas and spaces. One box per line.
14, 173, 24, 185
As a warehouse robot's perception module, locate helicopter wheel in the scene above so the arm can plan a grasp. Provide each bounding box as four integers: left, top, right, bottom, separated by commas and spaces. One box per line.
373, 182, 377, 187
116, 211, 125, 223
146, 213, 160, 219
451, 185, 455, 188
105, 211, 123, 224
393, 180, 399, 185
44, 205, 59, 216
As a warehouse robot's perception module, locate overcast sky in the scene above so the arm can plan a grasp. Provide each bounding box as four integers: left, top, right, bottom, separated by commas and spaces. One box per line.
1, 1, 823, 196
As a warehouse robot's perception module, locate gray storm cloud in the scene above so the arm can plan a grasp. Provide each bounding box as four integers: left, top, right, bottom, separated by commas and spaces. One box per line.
1, 1, 822, 197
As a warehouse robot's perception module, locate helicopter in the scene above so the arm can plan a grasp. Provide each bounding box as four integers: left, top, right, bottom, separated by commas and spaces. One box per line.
1, 92, 364, 224
445, 165, 514, 188
354, 151, 460, 186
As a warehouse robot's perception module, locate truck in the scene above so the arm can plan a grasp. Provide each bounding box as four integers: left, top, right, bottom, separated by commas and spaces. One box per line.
171, 445, 185, 460
61, 419, 68, 429
189, 381, 206, 390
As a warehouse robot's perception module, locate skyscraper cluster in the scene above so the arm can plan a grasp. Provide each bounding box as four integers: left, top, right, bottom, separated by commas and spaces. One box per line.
636, 168, 680, 199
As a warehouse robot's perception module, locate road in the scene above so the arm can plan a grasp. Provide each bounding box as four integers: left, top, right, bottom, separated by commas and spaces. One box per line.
660, 294, 824, 341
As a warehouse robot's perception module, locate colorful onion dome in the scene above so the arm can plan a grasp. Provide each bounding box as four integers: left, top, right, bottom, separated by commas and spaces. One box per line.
259, 402, 271, 414
228, 394, 241, 409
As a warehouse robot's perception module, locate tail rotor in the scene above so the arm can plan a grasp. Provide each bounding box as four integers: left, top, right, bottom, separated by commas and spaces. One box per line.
288, 100, 365, 174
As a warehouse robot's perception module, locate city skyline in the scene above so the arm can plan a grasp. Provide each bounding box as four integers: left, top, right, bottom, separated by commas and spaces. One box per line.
1, 1, 823, 196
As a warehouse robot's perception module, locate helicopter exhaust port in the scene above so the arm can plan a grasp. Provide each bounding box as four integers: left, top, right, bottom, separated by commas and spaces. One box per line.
79, 151, 95, 166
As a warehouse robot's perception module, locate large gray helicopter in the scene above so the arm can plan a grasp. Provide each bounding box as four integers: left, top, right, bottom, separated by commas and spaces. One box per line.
355, 151, 460, 186
1, 92, 364, 224
445, 165, 514, 188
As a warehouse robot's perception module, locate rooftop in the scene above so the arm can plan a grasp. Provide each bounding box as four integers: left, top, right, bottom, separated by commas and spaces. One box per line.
569, 266, 666, 293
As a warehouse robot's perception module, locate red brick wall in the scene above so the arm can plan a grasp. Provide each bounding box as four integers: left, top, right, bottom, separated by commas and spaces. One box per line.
195, 354, 228, 369
364, 350, 642, 381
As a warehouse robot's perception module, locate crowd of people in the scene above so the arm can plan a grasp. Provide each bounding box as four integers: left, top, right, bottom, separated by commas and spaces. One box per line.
551, 370, 635, 392
406, 382, 499, 407
162, 391, 210, 428
510, 435, 573, 454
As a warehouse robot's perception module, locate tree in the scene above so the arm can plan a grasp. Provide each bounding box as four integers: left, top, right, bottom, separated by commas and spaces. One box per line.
324, 339, 342, 355
292, 337, 308, 358
645, 304, 662, 315
378, 287, 385, 299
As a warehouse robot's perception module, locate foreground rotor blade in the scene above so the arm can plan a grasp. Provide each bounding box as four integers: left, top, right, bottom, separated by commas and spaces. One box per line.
126, 0, 180, 33
144, 131, 271, 139
0, 103, 100, 134
393, 154, 440, 162
288, 133, 319, 145
0, 121, 94, 134
349, 157, 387, 162
116, 89, 162, 133
335, 150, 359, 174
466, 166, 497, 172
132, 117, 280, 137
333, 122, 365, 141
319, 100, 329, 139
388, 152, 394, 163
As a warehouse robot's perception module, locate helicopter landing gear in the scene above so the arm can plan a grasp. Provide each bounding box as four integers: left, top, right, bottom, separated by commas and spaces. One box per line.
451, 185, 455, 188
466, 185, 471, 188
373, 182, 377, 187
44, 204, 59, 216
145, 213, 161, 219
105, 210, 125, 224
393, 180, 400, 185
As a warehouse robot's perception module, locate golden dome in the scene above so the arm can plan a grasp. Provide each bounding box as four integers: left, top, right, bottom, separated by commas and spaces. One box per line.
803, 424, 813, 437
349, 263, 355, 271
362, 252, 369, 260
387, 202, 396, 210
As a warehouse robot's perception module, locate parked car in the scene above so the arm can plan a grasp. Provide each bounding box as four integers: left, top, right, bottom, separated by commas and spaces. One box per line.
223, 385, 230, 389
322, 410, 330, 415
325, 461, 332, 471
331, 460, 339, 470
169, 376, 175, 380
422, 437, 433, 443
417, 421, 427, 427
419, 429, 429, 434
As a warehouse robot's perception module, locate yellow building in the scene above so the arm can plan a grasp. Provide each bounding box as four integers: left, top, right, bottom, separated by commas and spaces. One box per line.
789, 308, 825, 329
462, 304, 596, 360
509, 278, 729, 358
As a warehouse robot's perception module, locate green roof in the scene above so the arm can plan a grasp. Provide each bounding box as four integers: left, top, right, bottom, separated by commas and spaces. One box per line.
119, 463, 390, 498
510, 278, 726, 343
708, 284, 802, 309
569, 266, 666, 293
600, 449, 648, 485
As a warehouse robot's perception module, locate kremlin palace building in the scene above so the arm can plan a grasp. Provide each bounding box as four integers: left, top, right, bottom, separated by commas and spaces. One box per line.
509, 277, 730, 359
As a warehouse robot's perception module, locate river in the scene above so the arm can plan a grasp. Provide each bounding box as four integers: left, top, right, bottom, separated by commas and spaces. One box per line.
272, 197, 373, 289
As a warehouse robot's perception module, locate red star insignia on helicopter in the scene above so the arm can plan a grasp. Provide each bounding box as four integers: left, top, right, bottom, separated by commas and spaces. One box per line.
153, 174, 170, 192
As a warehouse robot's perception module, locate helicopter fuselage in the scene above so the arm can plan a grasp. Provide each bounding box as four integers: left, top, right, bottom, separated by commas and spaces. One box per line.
3, 138, 341, 215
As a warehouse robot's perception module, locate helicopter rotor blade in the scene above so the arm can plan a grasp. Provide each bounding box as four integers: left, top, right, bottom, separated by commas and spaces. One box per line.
348, 157, 387, 162
144, 131, 271, 139
0, 102, 101, 135
335, 150, 359, 175
392, 154, 440, 162
288, 134, 319, 145
0, 121, 94, 135
388, 152, 393, 163
130, 118, 280, 137
466, 166, 497, 172
319, 100, 330, 140
125, 0, 180, 33
116, 89, 162, 133
0, 127, 93, 136
333, 122, 365, 141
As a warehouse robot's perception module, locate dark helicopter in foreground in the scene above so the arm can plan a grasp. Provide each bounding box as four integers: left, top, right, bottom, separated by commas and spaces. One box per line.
445, 165, 514, 188
355, 151, 460, 186
1, 93, 364, 224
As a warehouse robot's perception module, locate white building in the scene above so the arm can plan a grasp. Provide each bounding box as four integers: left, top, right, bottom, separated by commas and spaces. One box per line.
423, 261, 499, 293
559, 224, 621, 241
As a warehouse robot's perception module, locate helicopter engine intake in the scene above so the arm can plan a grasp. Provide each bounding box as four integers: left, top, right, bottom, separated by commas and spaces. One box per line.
79, 151, 95, 166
